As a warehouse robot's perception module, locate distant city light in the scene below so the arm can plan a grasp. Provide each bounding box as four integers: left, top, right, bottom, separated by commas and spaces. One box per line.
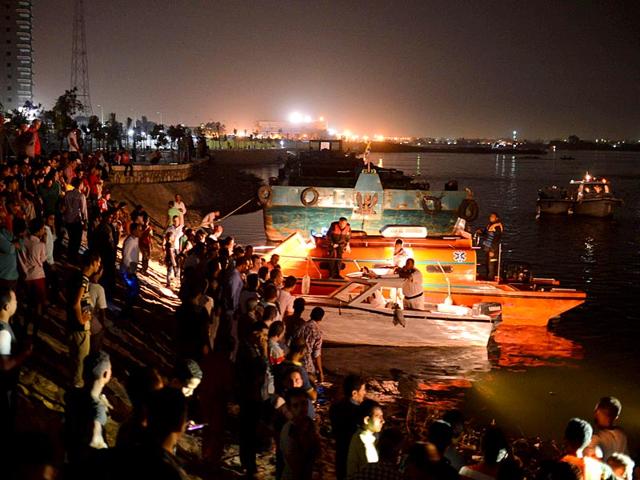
288, 111, 303, 124
288, 111, 314, 124
127, 129, 134, 136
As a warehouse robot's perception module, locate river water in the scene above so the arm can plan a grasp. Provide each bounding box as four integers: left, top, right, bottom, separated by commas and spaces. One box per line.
223, 150, 640, 442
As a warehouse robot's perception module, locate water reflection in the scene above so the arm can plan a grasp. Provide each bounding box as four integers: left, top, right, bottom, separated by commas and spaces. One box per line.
324, 325, 582, 411
491, 325, 583, 368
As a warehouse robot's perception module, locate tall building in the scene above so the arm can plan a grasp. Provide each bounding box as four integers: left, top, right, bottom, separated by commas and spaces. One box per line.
1, 0, 34, 112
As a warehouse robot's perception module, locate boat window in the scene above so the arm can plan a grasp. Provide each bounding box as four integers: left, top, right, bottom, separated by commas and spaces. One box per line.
334, 283, 369, 303
426, 265, 453, 273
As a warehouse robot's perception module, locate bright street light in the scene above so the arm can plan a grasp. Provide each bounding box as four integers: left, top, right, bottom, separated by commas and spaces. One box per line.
97, 104, 104, 124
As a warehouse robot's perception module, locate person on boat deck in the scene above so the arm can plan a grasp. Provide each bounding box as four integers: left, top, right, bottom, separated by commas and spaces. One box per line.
327, 217, 351, 279
397, 258, 423, 310
392, 239, 409, 267
476, 212, 503, 281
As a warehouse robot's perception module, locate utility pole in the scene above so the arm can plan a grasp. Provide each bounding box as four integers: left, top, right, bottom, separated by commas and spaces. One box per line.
71, 0, 93, 115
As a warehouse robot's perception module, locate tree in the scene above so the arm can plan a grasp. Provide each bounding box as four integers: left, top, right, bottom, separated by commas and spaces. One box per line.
105, 113, 123, 151
150, 123, 168, 149
85, 115, 101, 152
44, 88, 83, 149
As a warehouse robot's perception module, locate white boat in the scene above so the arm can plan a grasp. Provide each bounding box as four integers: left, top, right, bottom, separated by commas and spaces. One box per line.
537, 173, 623, 218
302, 276, 501, 347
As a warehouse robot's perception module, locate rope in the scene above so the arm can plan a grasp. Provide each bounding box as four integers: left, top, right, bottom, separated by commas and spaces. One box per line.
218, 198, 255, 222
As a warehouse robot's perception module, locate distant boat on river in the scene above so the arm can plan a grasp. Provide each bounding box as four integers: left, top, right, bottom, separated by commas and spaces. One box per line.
537, 173, 623, 218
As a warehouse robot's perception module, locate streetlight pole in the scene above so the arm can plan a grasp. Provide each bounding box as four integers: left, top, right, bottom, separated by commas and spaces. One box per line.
97, 104, 104, 124
157, 111, 163, 126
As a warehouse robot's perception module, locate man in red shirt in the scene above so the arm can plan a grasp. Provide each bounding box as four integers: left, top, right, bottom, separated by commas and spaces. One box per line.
27, 119, 42, 160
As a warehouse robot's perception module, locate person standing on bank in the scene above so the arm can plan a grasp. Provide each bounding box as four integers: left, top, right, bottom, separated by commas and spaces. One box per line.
0, 288, 33, 454
476, 212, 503, 281
327, 217, 351, 279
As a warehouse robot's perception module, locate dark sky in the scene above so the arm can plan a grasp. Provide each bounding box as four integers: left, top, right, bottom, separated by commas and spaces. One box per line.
34, 0, 640, 139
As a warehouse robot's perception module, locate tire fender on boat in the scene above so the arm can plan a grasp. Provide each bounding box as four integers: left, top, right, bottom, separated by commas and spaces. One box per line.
300, 187, 320, 207
421, 195, 443, 214
257, 185, 273, 207
457, 198, 479, 222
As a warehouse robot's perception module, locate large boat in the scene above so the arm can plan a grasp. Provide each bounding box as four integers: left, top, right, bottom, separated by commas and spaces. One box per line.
257, 142, 586, 326
537, 173, 623, 218
301, 276, 502, 347
258, 139, 479, 243
269, 232, 586, 327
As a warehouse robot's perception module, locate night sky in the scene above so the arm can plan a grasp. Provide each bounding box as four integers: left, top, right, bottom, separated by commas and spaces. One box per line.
34, 0, 640, 139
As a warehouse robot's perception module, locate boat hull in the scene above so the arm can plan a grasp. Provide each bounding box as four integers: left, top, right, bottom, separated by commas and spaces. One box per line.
263, 170, 470, 242
301, 301, 495, 347
536, 199, 573, 215
299, 280, 585, 327
572, 198, 621, 217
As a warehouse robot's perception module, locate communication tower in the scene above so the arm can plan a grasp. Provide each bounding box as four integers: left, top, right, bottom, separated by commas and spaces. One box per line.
70, 0, 92, 115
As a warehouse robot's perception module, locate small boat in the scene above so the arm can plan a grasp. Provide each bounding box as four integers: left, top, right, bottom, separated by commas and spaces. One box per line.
537, 173, 623, 218
302, 276, 502, 347
536, 185, 573, 215
270, 231, 586, 327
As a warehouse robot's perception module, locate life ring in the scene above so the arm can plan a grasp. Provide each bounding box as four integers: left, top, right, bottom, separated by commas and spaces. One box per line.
300, 187, 319, 207
421, 195, 442, 214
257, 185, 272, 207
457, 199, 479, 222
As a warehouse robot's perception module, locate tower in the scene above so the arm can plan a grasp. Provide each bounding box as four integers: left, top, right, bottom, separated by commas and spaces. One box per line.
1, 0, 34, 111
70, 0, 92, 115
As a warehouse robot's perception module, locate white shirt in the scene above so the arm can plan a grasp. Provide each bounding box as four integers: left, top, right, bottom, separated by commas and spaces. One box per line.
401, 268, 423, 298
18, 234, 47, 281
44, 225, 56, 265
89, 282, 107, 310
174, 200, 187, 215
166, 225, 184, 252
277, 288, 295, 317
0, 325, 12, 355
67, 130, 79, 152
200, 211, 218, 228
393, 248, 409, 268
121, 236, 140, 273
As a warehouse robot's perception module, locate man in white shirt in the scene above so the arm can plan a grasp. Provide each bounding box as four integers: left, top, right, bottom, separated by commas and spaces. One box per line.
392, 239, 409, 268
398, 258, 423, 310
18, 219, 47, 335
0, 288, 32, 441
67, 126, 81, 160
166, 215, 184, 254
174, 194, 187, 224
277, 275, 298, 319
120, 223, 141, 318
200, 210, 220, 230
89, 269, 109, 352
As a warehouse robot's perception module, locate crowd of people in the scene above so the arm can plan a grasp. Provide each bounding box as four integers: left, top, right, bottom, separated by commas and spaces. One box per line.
0, 137, 635, 480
